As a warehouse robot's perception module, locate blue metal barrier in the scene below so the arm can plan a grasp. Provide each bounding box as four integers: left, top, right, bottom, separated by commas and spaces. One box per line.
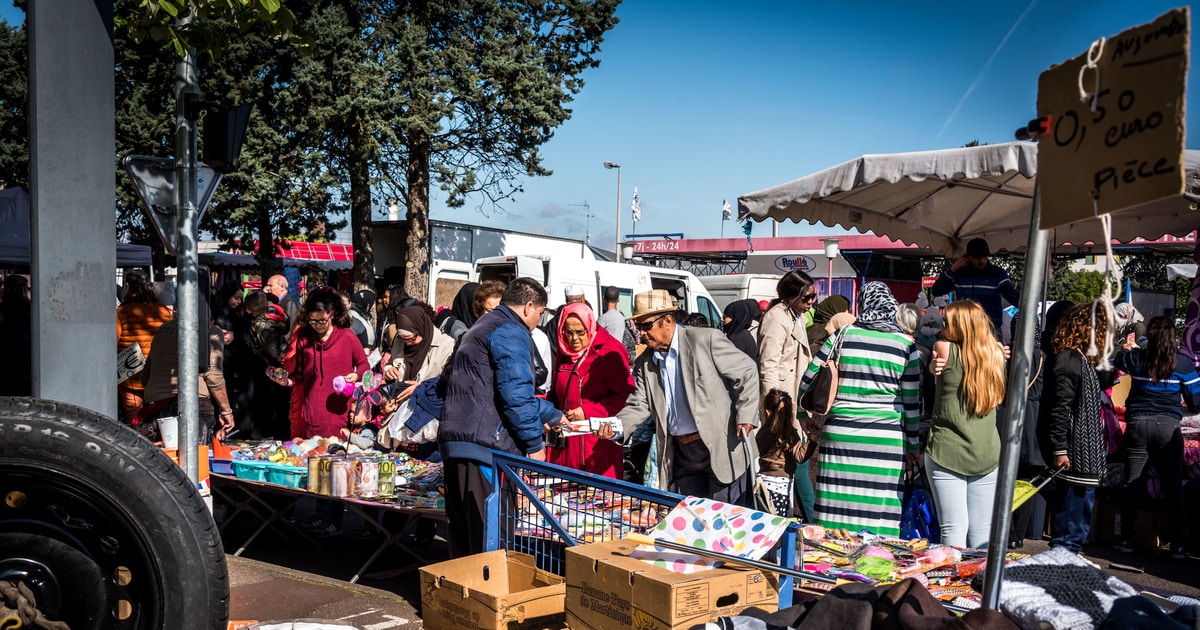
484, 450, 798, 608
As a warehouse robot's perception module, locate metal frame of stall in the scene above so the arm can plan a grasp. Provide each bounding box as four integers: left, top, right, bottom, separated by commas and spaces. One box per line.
482, 450, 802, 609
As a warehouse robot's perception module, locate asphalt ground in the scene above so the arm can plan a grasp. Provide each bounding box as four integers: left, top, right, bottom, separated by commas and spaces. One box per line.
221, 498, 1199, 626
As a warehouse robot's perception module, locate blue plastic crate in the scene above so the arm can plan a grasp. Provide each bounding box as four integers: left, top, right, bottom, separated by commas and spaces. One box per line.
263, 462, 307, 488
211, 458, 234, 475
231, 460, 269, 482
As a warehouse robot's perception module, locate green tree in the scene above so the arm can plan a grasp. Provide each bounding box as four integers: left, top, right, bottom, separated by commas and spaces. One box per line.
372, 0, 621, 297
0, 20, 26, 190
113, 2, 339, 264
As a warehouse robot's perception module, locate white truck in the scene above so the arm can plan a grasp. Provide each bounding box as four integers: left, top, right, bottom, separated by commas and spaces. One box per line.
474, 254, 724, 328
698, 273, 782, 310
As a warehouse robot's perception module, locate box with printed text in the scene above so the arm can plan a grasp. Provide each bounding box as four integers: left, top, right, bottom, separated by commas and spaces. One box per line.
565, 538, 779, 630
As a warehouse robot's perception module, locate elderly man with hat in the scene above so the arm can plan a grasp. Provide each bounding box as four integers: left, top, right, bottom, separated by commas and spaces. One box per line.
931, 237, 1019, 336
609, 289, 761, 504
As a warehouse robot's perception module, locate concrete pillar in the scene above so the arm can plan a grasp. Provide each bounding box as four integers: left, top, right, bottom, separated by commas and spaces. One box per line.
28, 0, 117, 418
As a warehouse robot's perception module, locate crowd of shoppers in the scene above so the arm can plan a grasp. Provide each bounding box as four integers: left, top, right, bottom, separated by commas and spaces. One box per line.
99, 234, 1199, 561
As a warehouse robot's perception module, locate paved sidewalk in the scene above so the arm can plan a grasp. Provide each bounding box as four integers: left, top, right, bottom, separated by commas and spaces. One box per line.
228, 555, 422, 628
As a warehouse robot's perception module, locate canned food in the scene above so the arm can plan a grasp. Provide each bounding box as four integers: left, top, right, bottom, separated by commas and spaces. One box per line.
331, 457, 353, 497
355, 458, 380, 498
378, 458, 396, 497
307, 457, 321, 493
315, 457, 333, 496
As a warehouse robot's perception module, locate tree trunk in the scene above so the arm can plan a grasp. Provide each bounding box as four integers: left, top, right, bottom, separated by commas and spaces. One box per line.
405, 135, 431, 302
255, 210, 277, 272
349, 123, 374, 293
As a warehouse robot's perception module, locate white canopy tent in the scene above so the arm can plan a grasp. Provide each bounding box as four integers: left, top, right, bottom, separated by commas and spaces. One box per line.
738, 142, 1200, 255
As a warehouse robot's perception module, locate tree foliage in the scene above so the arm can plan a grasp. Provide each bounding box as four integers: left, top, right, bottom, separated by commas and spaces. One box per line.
7, 0, 622, 291
0, 20, 26, 189
279, 0, 620, 294
118, 0, 305, 58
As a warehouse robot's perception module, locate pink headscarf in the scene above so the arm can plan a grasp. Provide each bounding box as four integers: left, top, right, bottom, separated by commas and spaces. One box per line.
556, 302, 597, 362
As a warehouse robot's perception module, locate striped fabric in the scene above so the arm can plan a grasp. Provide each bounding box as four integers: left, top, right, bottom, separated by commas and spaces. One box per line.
801, 326, 921, 536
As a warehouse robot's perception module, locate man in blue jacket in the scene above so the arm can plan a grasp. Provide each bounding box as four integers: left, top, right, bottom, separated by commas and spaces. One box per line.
438, 277, 563, 557
930, 238, 1019, 336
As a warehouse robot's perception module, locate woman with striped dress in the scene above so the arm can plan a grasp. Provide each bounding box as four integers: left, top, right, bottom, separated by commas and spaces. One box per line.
799, 281, 921, 536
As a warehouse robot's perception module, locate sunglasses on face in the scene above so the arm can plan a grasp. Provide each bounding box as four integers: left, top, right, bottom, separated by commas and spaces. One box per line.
795, 292, 818, 304
636, 314, 668, 332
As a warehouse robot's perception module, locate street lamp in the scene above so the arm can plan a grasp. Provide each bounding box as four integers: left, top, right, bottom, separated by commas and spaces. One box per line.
603, 161, 621, 263
823, 238, 840, 298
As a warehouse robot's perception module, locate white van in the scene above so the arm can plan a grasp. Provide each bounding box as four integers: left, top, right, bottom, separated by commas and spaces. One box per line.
428, 259, 474, 310
699, 273, 781, 310
474, 255, 724, 328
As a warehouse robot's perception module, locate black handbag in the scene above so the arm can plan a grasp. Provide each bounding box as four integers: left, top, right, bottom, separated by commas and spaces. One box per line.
801, 327, 847, 415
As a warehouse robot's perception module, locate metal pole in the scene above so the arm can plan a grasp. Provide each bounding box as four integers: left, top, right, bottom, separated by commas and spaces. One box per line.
981, 183, 1048, 608
827, 257, 833, 297
174, 14, 200, 485
615, 167, 622, 263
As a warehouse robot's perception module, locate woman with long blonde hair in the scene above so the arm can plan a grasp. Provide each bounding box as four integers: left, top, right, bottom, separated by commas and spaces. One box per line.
925, 300, 1007, 548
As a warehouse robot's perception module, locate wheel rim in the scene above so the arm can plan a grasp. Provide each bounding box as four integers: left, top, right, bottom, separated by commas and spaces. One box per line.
0, 464, 163, 629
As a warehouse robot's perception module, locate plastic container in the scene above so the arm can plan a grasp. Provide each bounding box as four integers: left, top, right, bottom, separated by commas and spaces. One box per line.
263, 462, 308, 488
232, 460, 270, 482
210, 458, 234, 476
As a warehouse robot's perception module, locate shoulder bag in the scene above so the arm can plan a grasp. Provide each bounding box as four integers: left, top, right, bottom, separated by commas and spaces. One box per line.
800, 326, 847, 415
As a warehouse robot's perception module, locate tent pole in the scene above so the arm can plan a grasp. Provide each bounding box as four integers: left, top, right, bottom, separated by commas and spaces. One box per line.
981, 182, 1049, 609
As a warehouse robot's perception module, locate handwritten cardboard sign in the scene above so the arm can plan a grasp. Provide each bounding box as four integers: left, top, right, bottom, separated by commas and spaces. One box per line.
1036, 8, 1189, 230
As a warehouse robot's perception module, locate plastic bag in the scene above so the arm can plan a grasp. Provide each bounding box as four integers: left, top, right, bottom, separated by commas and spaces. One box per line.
900, 483, 941, 543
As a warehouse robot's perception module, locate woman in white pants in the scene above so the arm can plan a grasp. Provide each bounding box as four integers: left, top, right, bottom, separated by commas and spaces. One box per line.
926, 300, 1006, 548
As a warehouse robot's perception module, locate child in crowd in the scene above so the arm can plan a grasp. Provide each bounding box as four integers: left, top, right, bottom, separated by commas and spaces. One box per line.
755, 389, 812, 516
335, 373, 399, 449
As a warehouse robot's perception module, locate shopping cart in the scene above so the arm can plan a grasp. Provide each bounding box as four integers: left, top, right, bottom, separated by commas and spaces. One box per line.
1012, 464, 1067, 511
484, 450, 801, 608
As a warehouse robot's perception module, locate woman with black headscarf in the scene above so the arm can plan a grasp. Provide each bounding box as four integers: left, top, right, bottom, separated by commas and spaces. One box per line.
722, 299, 759, 361
438, 282, 479, 342
799, 281, 921, 536
383, 305, 455, 399
806, 295, 855, 349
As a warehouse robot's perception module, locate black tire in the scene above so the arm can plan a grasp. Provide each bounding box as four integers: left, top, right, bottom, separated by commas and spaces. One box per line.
0, 397, 228, 629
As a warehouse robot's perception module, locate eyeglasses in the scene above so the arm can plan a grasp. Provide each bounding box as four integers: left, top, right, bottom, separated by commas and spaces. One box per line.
398, 334, 416, 343
796, 293, 818, 304
636, 314, 668, 332
307, 317, 331, 325
564, 328, 588, 338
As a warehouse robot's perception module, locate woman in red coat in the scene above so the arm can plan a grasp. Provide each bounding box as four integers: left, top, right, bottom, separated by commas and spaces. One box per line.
281, 289, 369, 440
546, 302, 635, 477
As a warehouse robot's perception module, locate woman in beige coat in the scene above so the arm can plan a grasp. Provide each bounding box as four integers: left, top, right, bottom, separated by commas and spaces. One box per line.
758, 270, 818, 520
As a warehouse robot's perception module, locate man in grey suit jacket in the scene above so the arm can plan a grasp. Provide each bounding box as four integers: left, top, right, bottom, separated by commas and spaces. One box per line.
613, 290, 761, 504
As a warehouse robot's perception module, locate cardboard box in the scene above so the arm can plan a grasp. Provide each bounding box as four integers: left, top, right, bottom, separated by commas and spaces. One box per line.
420, 550, 565, 630
1091, 500, 1163, 549
565, 538, 779, 630
164, 445, 209, 485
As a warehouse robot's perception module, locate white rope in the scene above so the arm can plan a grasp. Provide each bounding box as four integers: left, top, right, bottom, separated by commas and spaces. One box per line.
1088, 209, 1119, 371
1078, 37, 1106, 111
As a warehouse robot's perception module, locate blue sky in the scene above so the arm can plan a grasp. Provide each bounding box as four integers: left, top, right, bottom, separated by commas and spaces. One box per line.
3, 1, 1197, 248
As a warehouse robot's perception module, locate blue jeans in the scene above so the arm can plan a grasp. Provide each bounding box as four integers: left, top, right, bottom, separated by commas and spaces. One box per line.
924, 454, 998, 549
1048, 482, 1095, 553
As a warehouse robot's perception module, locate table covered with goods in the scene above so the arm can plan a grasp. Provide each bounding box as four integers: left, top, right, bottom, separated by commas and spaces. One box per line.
209, 436, 444, 583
